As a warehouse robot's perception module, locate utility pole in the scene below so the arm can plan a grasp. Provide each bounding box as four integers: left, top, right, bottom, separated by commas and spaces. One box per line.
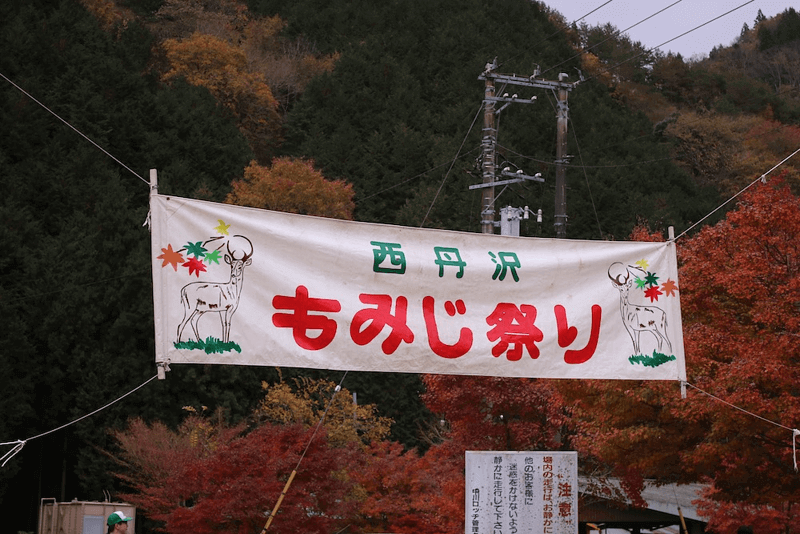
480, 59, 497, 234
554, 73, 570, 239
473, 61, 578, 237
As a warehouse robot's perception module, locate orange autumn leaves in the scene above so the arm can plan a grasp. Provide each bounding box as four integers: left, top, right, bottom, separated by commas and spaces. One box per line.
226, 158, 355, 219
155, 0, 348, 214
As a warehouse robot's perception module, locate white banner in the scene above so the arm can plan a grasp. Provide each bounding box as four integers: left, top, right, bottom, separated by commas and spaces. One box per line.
465, 451, 578, 534
150, 194, 686, 380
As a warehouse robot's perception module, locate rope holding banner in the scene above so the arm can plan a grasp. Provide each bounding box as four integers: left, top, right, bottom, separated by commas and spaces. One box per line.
0, 375, 157, 470
0, 440, 25, 467
682, 383, 800, 473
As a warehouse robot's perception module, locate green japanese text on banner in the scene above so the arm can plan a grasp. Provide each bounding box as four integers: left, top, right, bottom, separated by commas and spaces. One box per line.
150, 194, 686, 380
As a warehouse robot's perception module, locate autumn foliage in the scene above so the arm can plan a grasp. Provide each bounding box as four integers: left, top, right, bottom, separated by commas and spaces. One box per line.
115, 415, 358, 534
153, 0, 339, 164
253, 377, 392, 446
352, 439, 465, 534
226, 158, 355, 219
391, 375, 576, 533
112, 375, 476, 534
162, 32, 283, 162
113, 381, 377, 533
665, 112, 800, 195
560, 178, 800, 530
115, 181, 800, 533
423, 375, 572, 452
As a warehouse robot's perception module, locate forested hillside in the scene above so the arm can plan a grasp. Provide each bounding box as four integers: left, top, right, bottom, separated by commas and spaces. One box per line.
2, 0, 799, 532
249, 0, 719, 238
0, 3, 266, 531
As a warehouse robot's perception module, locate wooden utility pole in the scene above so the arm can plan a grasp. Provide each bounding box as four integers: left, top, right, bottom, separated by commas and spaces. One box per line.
554, 73, 570, 239
475, 62, 577, 237
480, 60, 497, 234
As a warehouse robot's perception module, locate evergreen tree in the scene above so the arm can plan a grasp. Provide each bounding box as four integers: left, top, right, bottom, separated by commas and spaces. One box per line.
755, 8, 766, 26
0, 2, 264, 531
267, 0, 715, 238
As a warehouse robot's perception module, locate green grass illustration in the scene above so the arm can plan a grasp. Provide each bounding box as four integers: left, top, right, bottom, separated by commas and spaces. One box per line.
174, 337, 242, 354
628, 351, 676, 368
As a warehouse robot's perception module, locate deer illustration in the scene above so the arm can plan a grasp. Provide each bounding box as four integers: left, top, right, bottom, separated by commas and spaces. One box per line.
177, 235, 253, 344
608, 262, 672, 355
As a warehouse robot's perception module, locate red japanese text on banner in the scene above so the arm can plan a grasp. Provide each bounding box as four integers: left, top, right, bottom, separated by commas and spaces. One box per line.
151, 194, 686, 380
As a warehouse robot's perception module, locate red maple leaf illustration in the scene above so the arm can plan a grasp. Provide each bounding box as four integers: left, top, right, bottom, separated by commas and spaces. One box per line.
157, 244, 184, 271
644, 285, 663, 302
183, 257, 207, 277
661, 278, 678, 297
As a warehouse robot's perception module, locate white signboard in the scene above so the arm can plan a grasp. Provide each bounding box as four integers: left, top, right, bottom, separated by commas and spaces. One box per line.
465, 451, 578, 534
150, 194, 686, 380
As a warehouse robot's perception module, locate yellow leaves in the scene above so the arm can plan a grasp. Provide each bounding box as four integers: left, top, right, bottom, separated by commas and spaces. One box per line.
255, 378, 393, 448
97, 0, 339, 163
226, 158, 355, 219
257, 382, 316, 426
178, 408, 233, 454
163, 33, 248, 82
579, 52, 613, 87
162, 31, 282, 162
241, 15, 286, 55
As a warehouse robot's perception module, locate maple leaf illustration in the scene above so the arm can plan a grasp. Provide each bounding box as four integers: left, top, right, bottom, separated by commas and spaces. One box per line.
634, 277, 647, 289
183, 257, 207, 277
204, 249, 222, 265
644, 285, 663, 302
644, 272, 659, 287
157, 244, 184, 271
214, 219, 231, 235
635, 259, 649, 270
185, 241, 207, 258
661, 279, 678, 297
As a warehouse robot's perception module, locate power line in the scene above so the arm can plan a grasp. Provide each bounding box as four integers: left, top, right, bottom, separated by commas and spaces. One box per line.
568, 117, 604, 239
540, 0, 684, 78
579, 0, 756, 86
674, 145, 800, 240
357, 146, 480, 203
420, 103, 484, 228
499, 0, 617, 70
571, 0, 617, 24
0, 71, 148, 186
498, 143, 675, 169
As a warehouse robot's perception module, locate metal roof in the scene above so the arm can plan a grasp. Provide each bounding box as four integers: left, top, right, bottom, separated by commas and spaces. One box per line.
579, 477, 708, 531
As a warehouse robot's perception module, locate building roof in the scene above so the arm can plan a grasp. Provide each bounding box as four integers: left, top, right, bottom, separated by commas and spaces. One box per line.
579, 477, 708, 532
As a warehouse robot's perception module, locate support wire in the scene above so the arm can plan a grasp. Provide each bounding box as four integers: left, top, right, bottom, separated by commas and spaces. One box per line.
1, 374, 158, 467
0, 70, 148, 185
673, 146, 800, 241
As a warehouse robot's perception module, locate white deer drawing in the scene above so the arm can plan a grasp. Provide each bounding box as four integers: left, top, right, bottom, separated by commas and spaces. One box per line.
608, 262, 672, 355
177, 235, 253, 344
